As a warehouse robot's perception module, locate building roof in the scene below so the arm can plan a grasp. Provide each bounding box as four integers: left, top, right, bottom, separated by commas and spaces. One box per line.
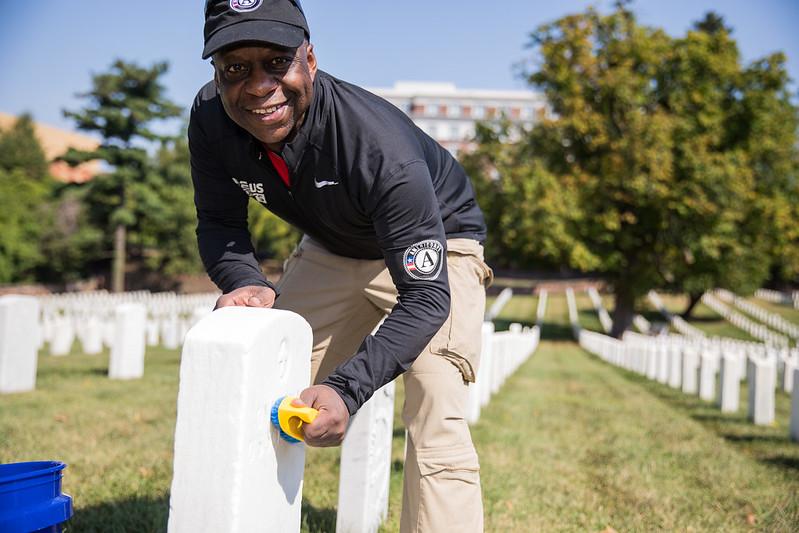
367, 80, 544, 103
0, 112, 101, 183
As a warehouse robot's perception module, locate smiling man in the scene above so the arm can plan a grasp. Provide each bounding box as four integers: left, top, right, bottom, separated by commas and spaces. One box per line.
191, 1, 491, 531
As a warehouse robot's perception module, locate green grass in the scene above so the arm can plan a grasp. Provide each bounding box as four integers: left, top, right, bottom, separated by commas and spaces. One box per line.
749, 297, 799, 326
2, 294, 799, 531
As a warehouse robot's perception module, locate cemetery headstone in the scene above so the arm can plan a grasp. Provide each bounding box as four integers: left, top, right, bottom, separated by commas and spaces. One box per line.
0, 296, 41, 394
168, 308, 312, 533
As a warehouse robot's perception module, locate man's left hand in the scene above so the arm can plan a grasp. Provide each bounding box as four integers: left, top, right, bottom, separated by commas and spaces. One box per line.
297, 385, 350, 447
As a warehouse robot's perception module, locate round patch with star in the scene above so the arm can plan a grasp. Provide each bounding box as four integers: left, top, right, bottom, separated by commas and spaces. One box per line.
230, 0, 262, 13
403, 240, 444, 280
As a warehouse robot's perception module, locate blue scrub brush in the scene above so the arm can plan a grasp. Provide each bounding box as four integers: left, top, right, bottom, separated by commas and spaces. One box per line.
270, 395, 319, 443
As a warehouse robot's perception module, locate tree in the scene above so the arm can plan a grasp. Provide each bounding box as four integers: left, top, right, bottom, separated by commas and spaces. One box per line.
0, 115, 52, 283
248, 203, 301, 262
468, 4, 798, 336
62, 60, 182, 292
135, 132, 204, 279
657, 14, 797, 316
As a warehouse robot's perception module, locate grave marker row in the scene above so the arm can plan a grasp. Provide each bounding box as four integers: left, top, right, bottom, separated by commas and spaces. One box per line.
702, 292, 789, 347
716, 289, 799, 340
569, 287, 799, 438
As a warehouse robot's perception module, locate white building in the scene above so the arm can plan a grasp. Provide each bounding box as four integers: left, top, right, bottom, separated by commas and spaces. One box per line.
367, 81, 545, 155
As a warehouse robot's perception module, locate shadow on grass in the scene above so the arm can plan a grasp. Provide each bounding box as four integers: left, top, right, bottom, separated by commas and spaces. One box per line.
539, 321, 574, 341
301, 499, 337, 532
762, 455, 799, 471
69, 494, 168, 533
721, 433, 791, 444
70, 494, 342, 532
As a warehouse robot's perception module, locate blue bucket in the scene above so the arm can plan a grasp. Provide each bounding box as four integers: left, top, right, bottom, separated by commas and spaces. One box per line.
0, 461, 73, 533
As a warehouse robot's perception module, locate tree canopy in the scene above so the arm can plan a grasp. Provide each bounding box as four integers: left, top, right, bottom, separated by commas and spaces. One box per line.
0, 115, 52, 283
62, 60, 183, 292
463, 4, 799, 335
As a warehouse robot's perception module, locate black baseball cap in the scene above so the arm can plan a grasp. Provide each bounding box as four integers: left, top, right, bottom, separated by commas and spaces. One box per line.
202, 0, 310, 59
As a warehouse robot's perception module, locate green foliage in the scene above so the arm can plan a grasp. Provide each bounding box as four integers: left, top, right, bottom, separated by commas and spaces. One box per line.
0, 168, 50, 283
248, 201, 301, 260
0, 114, 49, 180
62, 60, 183, 290
467, 5, 799, 333
36, 187, 106, 283
0, 115, 52, 283
135, 133, 203, 277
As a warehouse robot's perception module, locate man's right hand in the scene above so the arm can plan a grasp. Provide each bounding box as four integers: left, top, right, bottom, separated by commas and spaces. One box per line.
214, 285, 276, 310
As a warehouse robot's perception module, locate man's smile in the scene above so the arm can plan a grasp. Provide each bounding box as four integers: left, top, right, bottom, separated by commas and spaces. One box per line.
246, 100, 291, 124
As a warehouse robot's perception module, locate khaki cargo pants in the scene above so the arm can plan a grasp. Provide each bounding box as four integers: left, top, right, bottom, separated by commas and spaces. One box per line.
275, 236, 492, 533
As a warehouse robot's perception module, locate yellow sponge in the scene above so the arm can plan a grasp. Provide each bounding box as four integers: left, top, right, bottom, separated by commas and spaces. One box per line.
270, 395, 319, 443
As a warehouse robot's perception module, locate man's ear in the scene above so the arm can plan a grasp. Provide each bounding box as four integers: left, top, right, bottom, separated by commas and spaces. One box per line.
211, 59, 220, 87
306, 43, 318, 80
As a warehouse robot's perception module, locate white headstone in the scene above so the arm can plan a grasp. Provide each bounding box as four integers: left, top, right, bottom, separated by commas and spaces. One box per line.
479, 322, 494, 408
168, 308, 312, 533
336, 381, 396, 533
717, 351, 740, 413
145, 319, 160, 346
162, 315, 180, 350
790, 368, 799, 442
699, 351, 718, 402
656, 344, 669, 384
49, 315, 74, 356
667, 346, 682, 389
747, 357, 776, 425
108, 303, 146, 380
784, 357, 797, 394
80, 316, 104, 355
0, 296, 41, 394
681, 348, 699, 394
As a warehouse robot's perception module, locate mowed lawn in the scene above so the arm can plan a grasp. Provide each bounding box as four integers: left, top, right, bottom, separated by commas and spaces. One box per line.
1, 293, 798, 531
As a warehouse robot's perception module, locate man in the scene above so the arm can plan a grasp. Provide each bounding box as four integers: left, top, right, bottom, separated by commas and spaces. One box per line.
192, 1, 492, 530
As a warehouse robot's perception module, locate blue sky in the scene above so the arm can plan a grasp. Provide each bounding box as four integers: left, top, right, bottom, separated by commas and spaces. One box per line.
1, 1, 797, 133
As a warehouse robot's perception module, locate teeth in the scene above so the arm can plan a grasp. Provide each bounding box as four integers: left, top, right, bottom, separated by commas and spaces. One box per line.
251, 103, 284, 115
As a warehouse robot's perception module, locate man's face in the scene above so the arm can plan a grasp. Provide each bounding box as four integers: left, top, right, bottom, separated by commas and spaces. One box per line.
213, 42, 317, 151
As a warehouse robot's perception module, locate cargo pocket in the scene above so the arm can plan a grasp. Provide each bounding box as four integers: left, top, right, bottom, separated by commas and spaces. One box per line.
430, 250, 489, 383
415, 445, 482, 531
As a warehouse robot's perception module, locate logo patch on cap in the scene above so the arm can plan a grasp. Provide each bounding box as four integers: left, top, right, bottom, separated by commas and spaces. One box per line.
403, 240, 444, 281
230, 0, 262, 12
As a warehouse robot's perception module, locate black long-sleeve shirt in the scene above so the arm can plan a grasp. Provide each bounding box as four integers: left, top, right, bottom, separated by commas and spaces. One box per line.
189, 70, 486, 414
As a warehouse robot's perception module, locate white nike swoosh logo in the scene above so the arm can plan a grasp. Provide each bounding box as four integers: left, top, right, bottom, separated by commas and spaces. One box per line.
314, 178, 340, 188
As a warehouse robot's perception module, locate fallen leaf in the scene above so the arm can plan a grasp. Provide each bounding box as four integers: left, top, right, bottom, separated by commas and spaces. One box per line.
746, 513, 756, 526
599, 527, 618, 533
139, 466, 153, 478
54, 413, 69, 423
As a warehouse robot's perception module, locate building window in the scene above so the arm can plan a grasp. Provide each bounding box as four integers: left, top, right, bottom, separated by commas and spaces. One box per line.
473, 105, 485, 119
411, 103, 425, 116
438, 105, 447, 116
449, 104, 461, 118
462, 106, 472, 118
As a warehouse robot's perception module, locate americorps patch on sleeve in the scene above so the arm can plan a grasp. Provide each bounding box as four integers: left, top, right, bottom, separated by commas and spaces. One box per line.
403, 239, 444, 280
